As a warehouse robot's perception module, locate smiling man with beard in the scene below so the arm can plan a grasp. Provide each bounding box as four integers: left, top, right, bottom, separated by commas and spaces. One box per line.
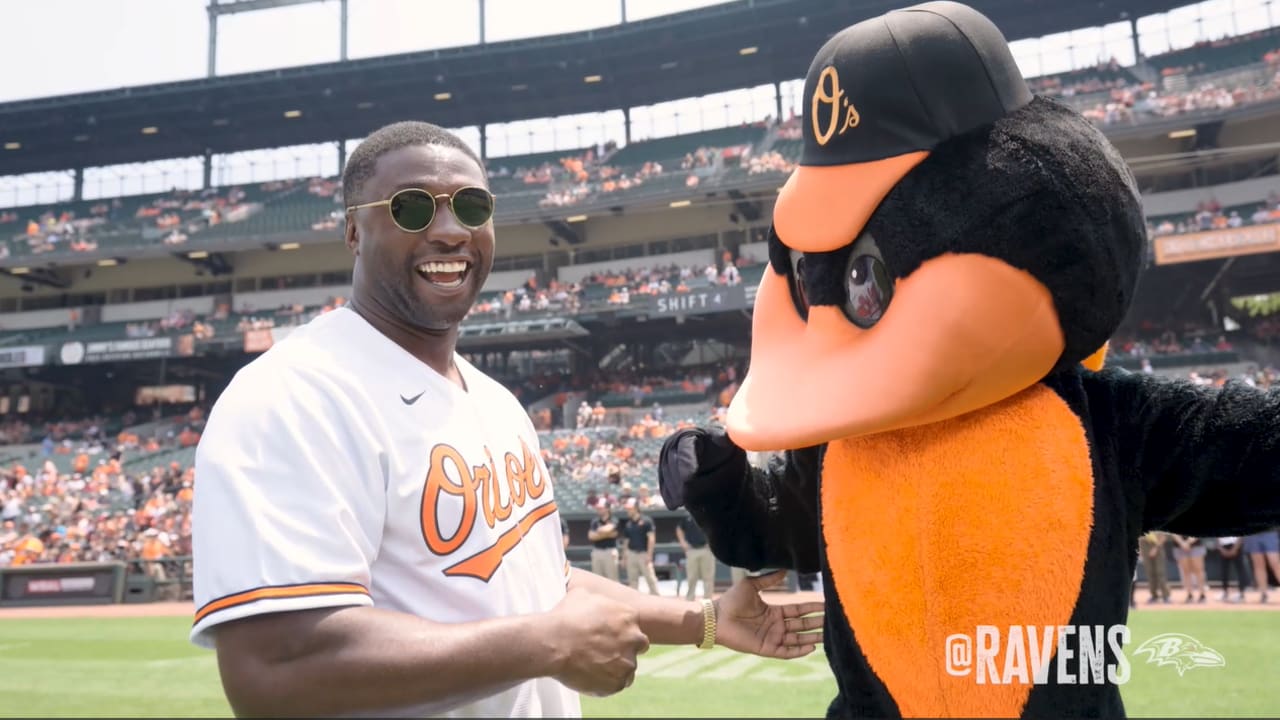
188, 121, 825, 718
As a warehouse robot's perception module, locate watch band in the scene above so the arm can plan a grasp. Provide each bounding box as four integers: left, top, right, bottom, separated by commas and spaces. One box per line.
696, 598, 716, 650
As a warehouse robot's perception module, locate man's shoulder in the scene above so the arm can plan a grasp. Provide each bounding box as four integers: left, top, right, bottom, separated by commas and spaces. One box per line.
206, 334, 367, 433
221, 312, 368, 397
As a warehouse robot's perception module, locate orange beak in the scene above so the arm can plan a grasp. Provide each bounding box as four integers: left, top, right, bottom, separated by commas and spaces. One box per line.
725, 253, 1066, 451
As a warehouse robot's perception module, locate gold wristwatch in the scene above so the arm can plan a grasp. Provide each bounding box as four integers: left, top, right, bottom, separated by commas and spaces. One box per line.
696, 598, 716, 649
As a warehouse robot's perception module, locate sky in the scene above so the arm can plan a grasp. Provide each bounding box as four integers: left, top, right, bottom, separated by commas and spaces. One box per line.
0, 0, 1276, 207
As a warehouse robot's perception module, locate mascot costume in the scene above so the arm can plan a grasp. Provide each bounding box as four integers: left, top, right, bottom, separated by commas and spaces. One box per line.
658, 2, 1280, 717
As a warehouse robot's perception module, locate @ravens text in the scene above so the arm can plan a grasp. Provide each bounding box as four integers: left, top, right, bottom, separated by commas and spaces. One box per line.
945, 625, 1131, 685
944, 626, 1228, 684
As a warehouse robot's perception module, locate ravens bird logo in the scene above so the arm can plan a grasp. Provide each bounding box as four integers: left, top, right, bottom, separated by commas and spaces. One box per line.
1132, 633, 1227, 676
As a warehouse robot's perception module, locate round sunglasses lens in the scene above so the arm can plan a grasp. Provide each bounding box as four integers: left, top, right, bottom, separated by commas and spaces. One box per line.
390, 191, 435, 231
451, 188, 494, 227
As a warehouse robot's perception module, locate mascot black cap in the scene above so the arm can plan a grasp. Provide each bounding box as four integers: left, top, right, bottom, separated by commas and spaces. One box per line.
779, 0, 1032, 253
731, 0, 1147, 451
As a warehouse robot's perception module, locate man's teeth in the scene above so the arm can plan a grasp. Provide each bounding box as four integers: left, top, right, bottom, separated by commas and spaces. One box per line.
417, 261, 469, 273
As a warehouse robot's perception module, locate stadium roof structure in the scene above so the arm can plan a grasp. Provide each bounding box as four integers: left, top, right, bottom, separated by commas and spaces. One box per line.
0, 0, 1194, 177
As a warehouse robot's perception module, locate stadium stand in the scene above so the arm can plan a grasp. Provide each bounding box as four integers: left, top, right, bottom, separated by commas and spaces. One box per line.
3, 0, 1280, 614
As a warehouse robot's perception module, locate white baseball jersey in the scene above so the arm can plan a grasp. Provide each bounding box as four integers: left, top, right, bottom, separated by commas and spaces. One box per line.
190, 306, 579, 718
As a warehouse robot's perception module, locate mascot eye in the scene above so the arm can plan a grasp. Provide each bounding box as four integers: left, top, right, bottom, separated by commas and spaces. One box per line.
842, 250, 893, 329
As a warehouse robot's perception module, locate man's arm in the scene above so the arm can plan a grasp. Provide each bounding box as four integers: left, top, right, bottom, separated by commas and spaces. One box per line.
659, 427, 822, 572
214, 590, 645, 717
1079, 368, 1280, 536
646, 526, 655, 561
567, 567, 825, 659
568, 568, 702, 645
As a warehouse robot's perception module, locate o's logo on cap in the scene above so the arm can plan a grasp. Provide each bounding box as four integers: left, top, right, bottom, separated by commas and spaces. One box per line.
811, 66, 861, 146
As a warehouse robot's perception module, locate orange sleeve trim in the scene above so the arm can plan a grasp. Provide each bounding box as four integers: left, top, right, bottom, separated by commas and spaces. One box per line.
193, 582, 369, 625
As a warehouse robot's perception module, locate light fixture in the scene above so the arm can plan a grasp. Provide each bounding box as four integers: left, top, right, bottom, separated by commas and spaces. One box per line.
584, 75, 602, 83
141, 126, 159, 135
739, 46, 759, 55
187, 250, 208, 259
97, 259, 118, 267
356, 101, 374, 109
669, 200, 692, 208
3, 142, 19, 150
10, 267, 29, 274
511, 84, 528, 91
279, 242, 301, 250
73, 134, 89, 142
566, 214, 587, 223
1168, 129, 1196, 139
283, 110, 302, 118
434, 92, 451, 101
212, 118, 230, 126
660, 61, 678, 70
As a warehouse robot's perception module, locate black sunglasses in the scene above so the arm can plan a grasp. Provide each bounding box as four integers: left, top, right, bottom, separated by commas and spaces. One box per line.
346, 186, 496, 232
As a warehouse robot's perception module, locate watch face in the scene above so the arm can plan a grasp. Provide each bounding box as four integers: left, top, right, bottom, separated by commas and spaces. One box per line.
60, 341, 85, 366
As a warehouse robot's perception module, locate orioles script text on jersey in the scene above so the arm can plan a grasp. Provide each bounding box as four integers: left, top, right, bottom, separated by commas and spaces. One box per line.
421, 439, 558, 582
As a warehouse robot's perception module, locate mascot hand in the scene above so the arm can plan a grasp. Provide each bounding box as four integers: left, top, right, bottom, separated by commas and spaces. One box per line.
658, 426, 748, 510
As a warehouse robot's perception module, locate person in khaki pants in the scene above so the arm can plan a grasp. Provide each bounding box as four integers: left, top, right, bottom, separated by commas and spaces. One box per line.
676, 511, 716, 600
619, 501, 661, 595
586, 500, 620, 581
1139, 531, 1170, 604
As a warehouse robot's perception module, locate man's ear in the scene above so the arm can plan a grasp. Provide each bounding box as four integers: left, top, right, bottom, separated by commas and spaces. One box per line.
344, 217, 358, 255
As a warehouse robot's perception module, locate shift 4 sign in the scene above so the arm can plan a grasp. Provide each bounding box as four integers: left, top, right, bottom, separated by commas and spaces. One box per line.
653, 285, 746, 316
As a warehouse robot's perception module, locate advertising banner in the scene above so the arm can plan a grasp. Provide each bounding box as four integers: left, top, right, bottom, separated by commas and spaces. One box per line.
0, 562, 126, 607
59, 337, 174, 365
1153, 224, 1280, 265
648, 284, 748, 317
0, 345, 46, 369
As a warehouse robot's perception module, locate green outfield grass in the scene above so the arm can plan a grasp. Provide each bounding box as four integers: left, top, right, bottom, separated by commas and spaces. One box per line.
1, 611, 1277, 717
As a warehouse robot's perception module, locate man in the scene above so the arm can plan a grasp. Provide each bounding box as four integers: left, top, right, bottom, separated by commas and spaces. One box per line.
587, 500, 621, 582
190, 121, 823, 719
1139, 530, 1170, 604
676, 510, 716, 600
619, 500, 661, 595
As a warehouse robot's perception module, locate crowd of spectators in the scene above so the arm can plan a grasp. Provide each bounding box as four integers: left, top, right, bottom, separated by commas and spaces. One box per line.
2, 182, 269, 258
0, 404, 205, 587
1148, 192, 1280, 237
484, 121, 785, 212
1027, 59, 1136, 99
465, 250, 761, 321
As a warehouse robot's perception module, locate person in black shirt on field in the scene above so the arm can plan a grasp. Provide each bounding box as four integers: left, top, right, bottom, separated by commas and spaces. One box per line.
620, 501, 660, 595
586, 501, 620, 581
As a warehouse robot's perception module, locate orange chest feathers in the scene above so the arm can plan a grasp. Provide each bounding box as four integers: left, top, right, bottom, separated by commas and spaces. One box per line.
821, 383, 1095, 718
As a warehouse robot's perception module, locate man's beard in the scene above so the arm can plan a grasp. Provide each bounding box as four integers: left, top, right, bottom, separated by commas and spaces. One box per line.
391, 282, 468, 331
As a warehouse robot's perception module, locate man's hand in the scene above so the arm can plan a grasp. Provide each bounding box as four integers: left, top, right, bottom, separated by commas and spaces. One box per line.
543, 587, 651, 697
714, 571, 824, 659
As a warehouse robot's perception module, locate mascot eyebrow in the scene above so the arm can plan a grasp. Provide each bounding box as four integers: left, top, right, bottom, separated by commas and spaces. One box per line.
660, 2, 1280, 719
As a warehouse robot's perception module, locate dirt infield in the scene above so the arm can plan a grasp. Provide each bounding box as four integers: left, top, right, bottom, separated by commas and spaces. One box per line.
2, 588, 1277, 620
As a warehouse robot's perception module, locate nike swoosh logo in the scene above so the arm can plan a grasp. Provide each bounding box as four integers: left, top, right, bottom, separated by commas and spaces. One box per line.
401, 391, 425, 405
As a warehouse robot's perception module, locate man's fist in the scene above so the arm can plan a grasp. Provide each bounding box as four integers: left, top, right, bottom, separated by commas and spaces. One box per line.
657, 426, 748, 509
545, 588, 650, 697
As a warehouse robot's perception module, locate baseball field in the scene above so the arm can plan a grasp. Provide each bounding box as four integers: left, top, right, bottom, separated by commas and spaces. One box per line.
2, 600, 1278, 717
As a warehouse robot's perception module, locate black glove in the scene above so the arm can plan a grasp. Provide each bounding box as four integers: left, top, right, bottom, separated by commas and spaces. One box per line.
658, 426, 748, 510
